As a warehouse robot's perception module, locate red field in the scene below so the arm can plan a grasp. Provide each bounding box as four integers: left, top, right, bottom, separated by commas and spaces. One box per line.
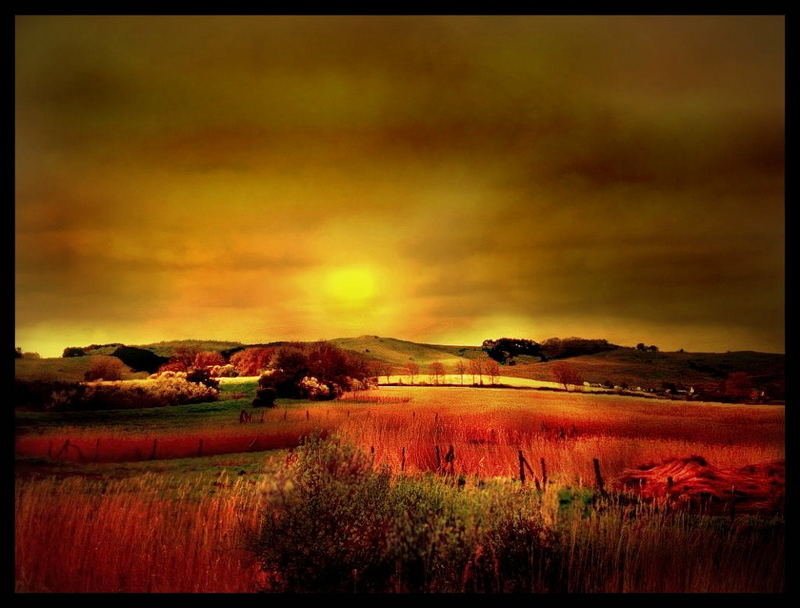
15, 386, 785, 592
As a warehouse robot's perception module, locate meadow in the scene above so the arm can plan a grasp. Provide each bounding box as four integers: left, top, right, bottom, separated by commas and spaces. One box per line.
15, 381, 785, 592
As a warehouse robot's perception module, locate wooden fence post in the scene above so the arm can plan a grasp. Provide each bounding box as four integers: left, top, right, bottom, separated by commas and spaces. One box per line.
540, 458, 548, 487
445, 444, 455, 476
401, 447, 406, 472
593, 458, 605, 495
518, 450, 526, 485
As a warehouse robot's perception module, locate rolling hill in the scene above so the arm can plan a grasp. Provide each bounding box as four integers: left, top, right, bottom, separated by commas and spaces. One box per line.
39, 335, 784, 398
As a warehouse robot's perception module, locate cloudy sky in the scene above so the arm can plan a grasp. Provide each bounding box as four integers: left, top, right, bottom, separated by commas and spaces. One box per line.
16, 16, 784, 357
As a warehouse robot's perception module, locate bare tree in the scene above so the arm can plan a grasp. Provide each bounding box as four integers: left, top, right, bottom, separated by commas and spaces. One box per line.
486, 360, 501, 385
455, 359, 466, 385
469, 359, 483, 385
551, 361, 582, 391
430, 361, 445, 385
406, 361, 419, 385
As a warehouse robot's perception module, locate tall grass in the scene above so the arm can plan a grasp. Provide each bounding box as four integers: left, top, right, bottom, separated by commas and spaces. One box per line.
252, 435, 784, 592
15, 386, 784, 592
15, 472, 271, 592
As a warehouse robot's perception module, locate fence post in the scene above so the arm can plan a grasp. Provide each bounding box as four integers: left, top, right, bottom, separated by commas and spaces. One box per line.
593, 458, 605, 495
540, 458, 548, 487
518, 450, 526, 485
306, 409, 310, 420
445, 445, 455, 476
401, 447, 406, 472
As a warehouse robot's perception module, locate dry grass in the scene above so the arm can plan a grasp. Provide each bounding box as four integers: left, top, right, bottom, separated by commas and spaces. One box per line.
15, 386, 784, 592
15, 472, 271, 592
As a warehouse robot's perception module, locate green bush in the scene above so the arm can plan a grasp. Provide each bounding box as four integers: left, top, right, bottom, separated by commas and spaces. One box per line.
252, 434, 555, 592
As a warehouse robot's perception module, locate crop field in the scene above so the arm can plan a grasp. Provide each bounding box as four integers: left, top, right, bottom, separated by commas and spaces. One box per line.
15, 383, 785, 592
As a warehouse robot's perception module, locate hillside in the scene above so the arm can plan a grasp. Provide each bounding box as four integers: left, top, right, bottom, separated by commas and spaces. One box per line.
331, 336, 784, 396
47, 335, 784, 398
15, 356, 146, 382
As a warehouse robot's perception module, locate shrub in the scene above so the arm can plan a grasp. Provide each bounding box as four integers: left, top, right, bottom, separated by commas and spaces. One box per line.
17, 377, 219, 411
185, 367, 220, 390
298, 376, 332, 400
209, 364, 238, 377
84, 357, 126, 381
252, 435, 554, 593
252, 387, 277, 408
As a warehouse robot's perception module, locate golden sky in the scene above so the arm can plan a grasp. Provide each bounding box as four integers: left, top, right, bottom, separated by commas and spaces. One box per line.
15, 16, 784, 357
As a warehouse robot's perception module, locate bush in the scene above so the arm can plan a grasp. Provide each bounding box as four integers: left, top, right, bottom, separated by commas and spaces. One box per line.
252, 435, 555, 592
185, 367, 220, 390
298, 376, 332, 400
252, 387, 277, 408
17, 377, 219, 411
209, 364, 238, 377
84, 357, 126, 381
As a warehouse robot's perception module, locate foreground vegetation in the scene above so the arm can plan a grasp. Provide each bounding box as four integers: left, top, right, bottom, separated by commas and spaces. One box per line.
15, 381, 784, 593
16, 434, 784, 593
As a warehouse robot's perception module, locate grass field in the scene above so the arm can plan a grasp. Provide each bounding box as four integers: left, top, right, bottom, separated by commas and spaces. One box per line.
15, 381, 784, 592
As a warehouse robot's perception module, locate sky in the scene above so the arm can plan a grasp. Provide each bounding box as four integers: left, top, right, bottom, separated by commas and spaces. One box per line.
15, 16, 785, 357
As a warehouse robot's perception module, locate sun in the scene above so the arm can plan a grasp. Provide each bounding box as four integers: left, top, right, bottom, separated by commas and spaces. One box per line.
324, 266, 378, 305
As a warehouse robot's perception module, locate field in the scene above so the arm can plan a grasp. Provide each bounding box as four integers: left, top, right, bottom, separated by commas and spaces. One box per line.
15, 381, 785, 592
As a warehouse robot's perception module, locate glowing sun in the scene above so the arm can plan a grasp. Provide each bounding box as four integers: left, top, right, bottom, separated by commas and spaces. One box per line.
324, 266, 378, 305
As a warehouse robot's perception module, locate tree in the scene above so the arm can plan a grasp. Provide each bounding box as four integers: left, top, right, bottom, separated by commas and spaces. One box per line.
468, 359, 483, 385
62, 347, 86, 358
551, 362, 582, 390
636, 343, 646, 351
485, 360, 500, 385
647, 345, 659, 352
455, 359, 466, 385
15, 347, 23, 359
84, 356, 126, 381
230, 347, 273, 376
172, 346, 201, 369
405, 362, 419, 385
111, 346, 169, 374
429, 362, 445, 385
482, 338, 543, 364
722, 372, 753, 401
158, 360, 188, 373
193, 351, 226, 369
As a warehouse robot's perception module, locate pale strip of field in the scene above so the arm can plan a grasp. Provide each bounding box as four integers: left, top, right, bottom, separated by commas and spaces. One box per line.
381, 373, 643, 393
218, 376, 261, 384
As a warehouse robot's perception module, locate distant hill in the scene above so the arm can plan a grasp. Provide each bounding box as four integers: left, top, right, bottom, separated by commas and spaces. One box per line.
329, 335, 485, 367
51, 335, 784, 398
15, 356, 146, 383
